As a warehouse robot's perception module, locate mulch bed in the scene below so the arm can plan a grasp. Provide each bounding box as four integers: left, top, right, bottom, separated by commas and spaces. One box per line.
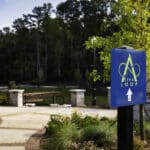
25, 129, 45, 150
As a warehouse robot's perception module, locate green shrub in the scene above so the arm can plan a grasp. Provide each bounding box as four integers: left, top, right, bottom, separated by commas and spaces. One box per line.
8, 81, 17, 89
133, 121, 140, 136
56, 123, 81, 149
100, 117, 109, 122
81, 124, 116, 147
133, 137, 144, 150
144, 122, 150, 140
46, 114, 70, 136
45, 122, 81, 150
43, 112, 116, 150
100, 117, 117, 126
134, 121, 150, 140
71, 112, 100, 129
0, 92, 8, 105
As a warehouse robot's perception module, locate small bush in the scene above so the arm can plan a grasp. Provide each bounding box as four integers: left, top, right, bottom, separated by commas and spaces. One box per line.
0, 93, 8, 105
81, 124, 116, 147
100, 117, 117, 126
133, 137, 144, 150
134, 121, 150, 141
44, 122, 81, 150
71, 112, 100, 129
43, 112, 116, 150
100, 117, 109, 122
8, 81, 17, 89
46, 114, 70, 136
144, 122, 150, 140
133, 121, 140, 136
55, 123, 81, 150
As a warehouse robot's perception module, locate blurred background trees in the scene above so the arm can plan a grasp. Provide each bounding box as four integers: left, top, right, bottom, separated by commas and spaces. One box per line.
0, 0, 149, 85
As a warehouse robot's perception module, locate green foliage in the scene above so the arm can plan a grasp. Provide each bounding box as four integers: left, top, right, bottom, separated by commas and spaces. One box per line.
133, 121, 140, 136
0, 92, 8, 105
43, 112, 116, 150
43, 123, 80, 150
85, 1, 150, 82
81, 124, 115, 147
0, 0, 119, 83
71, 112, 100, 129
134, 121, 150, 140
8, 81, 17, 89
85, 36, 105, 50
46, 114, 70, 136
133, 137, 144, 150
89, 69, 101, 82
45, 114, 80, 150
144, 122, 150, 140
85, 36, 111, 82
52, 123, 81, 150
100, 116, 117, 126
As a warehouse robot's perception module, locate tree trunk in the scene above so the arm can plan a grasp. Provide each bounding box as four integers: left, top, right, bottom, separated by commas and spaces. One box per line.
36, 30, 41, 79
44, 44, 48, 81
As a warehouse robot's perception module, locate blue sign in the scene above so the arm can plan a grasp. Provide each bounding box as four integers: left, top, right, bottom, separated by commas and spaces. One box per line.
111, 48, 146, 107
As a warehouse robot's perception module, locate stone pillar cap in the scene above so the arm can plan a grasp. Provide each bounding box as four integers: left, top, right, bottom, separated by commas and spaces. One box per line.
69, 89, 86, 92
106, 87, 111, 89
8, 89, 24, 92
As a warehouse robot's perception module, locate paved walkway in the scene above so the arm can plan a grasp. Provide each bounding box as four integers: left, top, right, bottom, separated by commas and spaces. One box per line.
0, 106, 117, 150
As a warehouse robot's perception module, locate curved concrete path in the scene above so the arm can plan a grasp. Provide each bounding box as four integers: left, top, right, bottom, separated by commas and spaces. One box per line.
0, 106, 117, 150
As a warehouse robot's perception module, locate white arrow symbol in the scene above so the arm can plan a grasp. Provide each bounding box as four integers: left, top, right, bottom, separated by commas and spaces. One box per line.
126, 88, 133, 102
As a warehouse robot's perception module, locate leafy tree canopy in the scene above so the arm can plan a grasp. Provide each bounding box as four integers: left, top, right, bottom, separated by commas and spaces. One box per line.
85, 0, 150, 82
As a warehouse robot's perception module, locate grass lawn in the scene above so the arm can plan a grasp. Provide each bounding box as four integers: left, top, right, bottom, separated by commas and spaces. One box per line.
85, 95, 108, 108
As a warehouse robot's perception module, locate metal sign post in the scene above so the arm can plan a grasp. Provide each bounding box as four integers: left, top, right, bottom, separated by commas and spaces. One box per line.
139, 104, 144, 140
117, 106, 133, 150
111, 47, 146, 150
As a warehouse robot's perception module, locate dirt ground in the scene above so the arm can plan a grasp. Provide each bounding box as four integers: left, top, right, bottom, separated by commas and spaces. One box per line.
25, 129, 45, 150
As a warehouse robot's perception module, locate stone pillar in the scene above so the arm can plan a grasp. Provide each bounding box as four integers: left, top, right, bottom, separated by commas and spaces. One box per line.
69, 89, 86, 107
8, 89, 24, 107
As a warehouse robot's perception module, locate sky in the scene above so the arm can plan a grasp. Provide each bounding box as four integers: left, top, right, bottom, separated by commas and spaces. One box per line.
0, 0, 66, 29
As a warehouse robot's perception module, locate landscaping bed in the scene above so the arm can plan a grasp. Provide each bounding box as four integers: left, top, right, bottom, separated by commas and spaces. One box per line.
40, 112, 117, 150
40, 112, 150, 150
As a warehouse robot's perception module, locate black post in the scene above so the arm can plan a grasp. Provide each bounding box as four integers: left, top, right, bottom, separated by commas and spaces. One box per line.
139, 104, 144, 140
118, 106, 133, 150
92, 82, 96, 106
